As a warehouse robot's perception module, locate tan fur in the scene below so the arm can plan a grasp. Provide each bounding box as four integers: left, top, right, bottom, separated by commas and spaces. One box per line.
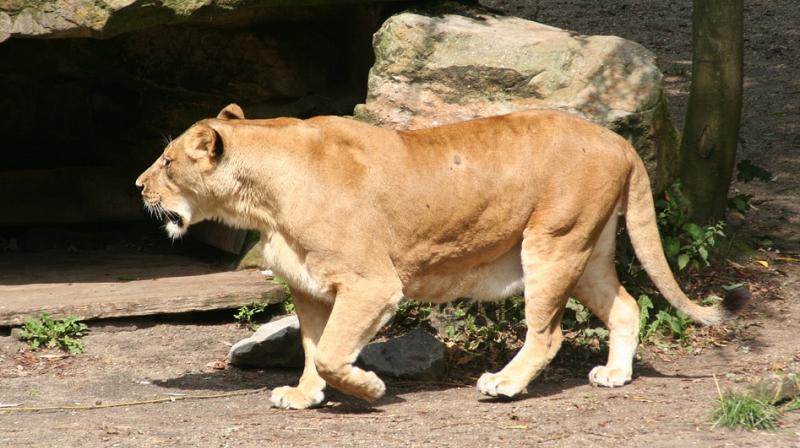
136, 104, 735, 409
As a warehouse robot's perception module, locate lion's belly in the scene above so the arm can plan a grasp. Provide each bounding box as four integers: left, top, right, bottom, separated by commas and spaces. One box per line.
402, 244, 524, 303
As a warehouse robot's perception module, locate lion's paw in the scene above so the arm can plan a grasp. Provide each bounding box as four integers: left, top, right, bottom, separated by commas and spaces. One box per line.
354, 370, 386, 402
270, 385, 325, 410
477, 372, 527, 398
588, 366, 631, 388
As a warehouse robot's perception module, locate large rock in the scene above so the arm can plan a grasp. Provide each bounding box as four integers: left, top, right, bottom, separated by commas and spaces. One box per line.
0, 0, 395, 42
354, 10, 679, 190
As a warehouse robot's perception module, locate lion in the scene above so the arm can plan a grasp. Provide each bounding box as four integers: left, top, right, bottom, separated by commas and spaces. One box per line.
136, 104, 748, 409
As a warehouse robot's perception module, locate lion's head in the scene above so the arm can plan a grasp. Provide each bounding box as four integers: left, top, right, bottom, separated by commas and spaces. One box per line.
135, 104, 245, 238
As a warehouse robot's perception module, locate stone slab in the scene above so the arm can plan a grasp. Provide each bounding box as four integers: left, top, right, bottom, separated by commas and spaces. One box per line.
0, 251, 286, 326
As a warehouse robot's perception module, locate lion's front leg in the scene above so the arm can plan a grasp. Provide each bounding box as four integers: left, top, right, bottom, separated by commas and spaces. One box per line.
312, 279, 403, 402
270, 291, 332, 409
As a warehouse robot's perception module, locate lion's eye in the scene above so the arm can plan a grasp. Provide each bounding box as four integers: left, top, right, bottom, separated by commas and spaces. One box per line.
163, 157, 171, 168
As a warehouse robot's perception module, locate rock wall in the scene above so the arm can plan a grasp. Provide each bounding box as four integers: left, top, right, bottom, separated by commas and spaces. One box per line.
354, 10, 679, 190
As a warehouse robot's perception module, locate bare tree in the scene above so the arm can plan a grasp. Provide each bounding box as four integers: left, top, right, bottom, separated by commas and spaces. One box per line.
679, 0, 744, 223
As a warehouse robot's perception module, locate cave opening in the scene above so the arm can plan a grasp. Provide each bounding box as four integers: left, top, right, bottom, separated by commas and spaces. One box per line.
0, 3, 393, 324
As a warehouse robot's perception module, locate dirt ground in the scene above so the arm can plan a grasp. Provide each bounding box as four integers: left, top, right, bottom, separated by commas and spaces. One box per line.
1, 1, 799, 446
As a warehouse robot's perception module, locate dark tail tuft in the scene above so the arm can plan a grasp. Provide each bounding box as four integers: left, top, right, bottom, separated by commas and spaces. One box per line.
722, 285, 752, 314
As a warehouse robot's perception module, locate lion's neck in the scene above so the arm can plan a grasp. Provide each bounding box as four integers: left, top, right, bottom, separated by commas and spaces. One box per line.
207, 155, 285, 234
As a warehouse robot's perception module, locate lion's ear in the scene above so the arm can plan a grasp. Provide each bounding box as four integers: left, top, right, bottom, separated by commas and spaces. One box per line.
185, 124, 223, 163
217, 103, 245, 120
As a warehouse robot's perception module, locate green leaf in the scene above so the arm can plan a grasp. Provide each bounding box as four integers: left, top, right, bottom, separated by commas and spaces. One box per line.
664, 236, 681, 259
677, 253, 691, 271
728, 194, 752, 213
722, 283, 744, 291
682, 223, 705, 242
698, 246, 709, 262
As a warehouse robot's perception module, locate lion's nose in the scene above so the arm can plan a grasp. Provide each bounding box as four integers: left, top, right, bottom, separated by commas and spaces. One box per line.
135, 178, 145, 194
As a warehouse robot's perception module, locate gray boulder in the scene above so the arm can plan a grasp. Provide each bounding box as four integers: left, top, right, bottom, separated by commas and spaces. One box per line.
354, 10, 679, 191
357, 328, 447, 381
227, 315, 304, 369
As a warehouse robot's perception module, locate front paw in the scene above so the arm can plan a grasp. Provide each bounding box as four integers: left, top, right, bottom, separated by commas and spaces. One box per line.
477, 372, 527, 398
270, 385, 325, 410
357, 370, 386, 402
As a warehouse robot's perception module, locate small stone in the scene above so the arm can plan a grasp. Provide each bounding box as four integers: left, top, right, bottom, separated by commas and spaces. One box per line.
227, 315, 303, 369
10, 327, 23, 340
356, 328, 447, 381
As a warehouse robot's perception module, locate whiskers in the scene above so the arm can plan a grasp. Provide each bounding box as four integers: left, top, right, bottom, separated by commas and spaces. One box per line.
160, 133, 174, 148
144, 201, 167, 222
144, 201, 181, 226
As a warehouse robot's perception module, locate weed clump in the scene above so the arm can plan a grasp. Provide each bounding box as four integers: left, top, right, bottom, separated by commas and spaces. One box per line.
712, 391, 778, 431
19, 313, 89, 354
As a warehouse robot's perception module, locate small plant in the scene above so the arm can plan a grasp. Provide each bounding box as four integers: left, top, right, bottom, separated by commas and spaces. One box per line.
727, 160, 772, 215
712, 391, 778, 431
637, 295, 693, 344
735, 160, 773, 183
281, 299, 295, 315
563, 298, 608, 347
234, 302, 267, 331
727, 193, 753, 214
19, 313, 89, 354
271, 275, 295, 314
395, 300, 432, 329
656, 182, 726, 271
441, 298, 524, 352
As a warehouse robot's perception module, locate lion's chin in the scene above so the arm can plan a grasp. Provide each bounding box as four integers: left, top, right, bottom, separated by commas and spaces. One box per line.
163, 203, 193, 240
165, 219, 188, 239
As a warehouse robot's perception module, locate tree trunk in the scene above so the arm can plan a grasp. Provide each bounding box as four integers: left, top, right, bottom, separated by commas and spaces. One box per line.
679, 0, 744, 224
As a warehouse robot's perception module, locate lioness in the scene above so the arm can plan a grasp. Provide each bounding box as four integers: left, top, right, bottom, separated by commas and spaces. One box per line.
136, 104, 747, 409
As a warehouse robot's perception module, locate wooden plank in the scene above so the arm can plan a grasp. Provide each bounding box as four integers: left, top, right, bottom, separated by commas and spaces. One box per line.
0, 252, 286, 326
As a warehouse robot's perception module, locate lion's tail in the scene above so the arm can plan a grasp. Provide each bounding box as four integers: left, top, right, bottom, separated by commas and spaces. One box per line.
623, 158, 750, 325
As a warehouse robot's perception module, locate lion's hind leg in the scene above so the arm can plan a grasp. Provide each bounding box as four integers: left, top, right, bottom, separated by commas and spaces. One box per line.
572, 215, 639, 388
477, 225, 594, 398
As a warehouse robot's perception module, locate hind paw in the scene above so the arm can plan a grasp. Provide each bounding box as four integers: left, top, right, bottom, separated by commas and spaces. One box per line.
588, 366, 631, 388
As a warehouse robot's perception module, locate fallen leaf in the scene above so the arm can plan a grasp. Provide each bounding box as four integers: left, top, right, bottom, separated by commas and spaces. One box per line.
770, 361, 786, 372
755, 260, 769, 268
206, 360, 226, 370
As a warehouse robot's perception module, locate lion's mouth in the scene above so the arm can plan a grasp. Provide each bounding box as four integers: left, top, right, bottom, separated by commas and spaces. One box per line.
163, 210, 184, 227
144, 201, 187, 232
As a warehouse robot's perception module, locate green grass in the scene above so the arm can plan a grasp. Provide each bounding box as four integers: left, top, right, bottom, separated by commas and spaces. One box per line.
784, 397, 800, 413
712, 391, 778, 431
18, 313, 89, 354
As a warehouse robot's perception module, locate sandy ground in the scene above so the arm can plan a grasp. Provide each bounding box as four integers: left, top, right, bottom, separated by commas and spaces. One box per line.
1, 0, 799, 446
